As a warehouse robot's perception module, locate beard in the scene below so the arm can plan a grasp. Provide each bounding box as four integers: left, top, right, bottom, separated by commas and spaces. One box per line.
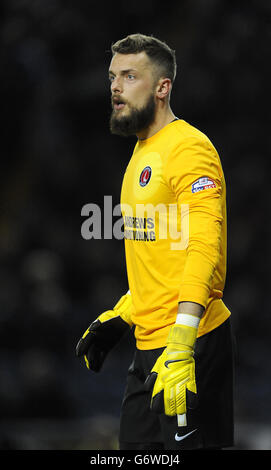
110, 93, 156, 137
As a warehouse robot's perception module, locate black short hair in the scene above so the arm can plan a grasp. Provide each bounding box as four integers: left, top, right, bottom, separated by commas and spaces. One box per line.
111, 33, 177, 83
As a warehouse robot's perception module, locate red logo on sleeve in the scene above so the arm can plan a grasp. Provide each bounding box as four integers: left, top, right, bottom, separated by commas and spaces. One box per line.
192, 177, 216, 193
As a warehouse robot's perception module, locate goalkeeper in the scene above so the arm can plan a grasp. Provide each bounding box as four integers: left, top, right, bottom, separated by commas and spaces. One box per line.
76, 33, 234, 450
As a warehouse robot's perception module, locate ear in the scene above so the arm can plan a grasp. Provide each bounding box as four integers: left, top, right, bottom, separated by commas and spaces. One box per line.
156, 78, 172, 100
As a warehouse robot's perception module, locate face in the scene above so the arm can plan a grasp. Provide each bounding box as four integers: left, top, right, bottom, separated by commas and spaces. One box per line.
109, 52, 157, 137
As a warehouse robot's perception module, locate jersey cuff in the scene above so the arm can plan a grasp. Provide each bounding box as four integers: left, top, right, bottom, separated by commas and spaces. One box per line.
178, 283, 210, 309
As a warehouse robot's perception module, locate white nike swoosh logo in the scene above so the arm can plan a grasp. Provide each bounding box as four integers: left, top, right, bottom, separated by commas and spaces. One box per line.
175, 428, 197, 442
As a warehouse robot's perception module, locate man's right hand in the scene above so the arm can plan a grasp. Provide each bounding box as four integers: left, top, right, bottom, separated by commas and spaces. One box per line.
75, 292, 133, 372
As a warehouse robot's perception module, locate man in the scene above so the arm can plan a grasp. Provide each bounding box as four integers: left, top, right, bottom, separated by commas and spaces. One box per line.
76, 33, 234, 450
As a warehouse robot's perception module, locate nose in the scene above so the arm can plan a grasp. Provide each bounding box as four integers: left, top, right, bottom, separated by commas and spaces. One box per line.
111, 75, 123, 94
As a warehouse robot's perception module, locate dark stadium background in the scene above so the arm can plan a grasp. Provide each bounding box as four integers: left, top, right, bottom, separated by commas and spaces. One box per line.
0, 0, 270, 450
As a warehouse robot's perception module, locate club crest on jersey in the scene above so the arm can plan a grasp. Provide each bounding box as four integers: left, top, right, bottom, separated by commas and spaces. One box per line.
139, 166, 152, 187
191, 177, 216, 193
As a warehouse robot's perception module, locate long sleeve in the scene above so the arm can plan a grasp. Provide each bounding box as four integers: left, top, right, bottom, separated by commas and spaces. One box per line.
164, 135, 224, 308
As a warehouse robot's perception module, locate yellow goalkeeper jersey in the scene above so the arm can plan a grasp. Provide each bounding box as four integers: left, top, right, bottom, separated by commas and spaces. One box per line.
120, 119, 231, 350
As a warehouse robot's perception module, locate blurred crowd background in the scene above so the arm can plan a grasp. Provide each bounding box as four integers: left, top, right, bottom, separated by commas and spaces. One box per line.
0, 0, 270, 450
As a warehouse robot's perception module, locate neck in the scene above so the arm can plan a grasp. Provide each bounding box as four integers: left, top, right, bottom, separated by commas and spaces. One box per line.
136, 103, 176, 141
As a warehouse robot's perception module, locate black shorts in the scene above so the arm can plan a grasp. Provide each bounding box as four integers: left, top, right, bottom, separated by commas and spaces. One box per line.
119, 318, 234, 450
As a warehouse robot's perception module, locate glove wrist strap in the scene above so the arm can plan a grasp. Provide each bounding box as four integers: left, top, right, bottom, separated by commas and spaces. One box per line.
167, 314, 200, 350
113, 291, 133, 327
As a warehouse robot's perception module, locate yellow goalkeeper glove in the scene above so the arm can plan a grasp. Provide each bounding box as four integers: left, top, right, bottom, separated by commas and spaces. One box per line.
76, 291, 133, 372
145, 313, 199, 424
